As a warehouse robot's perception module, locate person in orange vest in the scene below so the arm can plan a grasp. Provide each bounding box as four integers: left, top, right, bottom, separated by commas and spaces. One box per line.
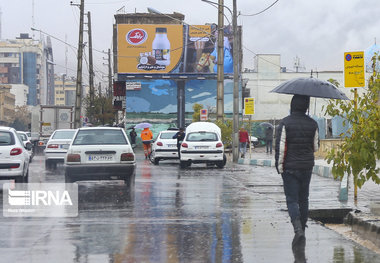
141, 127, 153, 159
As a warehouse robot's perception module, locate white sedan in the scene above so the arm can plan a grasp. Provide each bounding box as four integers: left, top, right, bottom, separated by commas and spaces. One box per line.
0, 127, 32, 183
17, 131, 34, 162
44, 129, 76, 170
64, 127, 136, 185
150, 129, 179, 165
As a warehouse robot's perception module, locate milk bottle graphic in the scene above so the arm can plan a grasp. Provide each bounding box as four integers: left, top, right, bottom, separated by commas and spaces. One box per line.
152, 27, 170, 66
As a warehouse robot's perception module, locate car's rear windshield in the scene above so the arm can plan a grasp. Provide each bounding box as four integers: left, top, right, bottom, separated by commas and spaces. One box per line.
186, 132, 218, 142
52, 130, 76, 139
0, 131, 15, 146
160, 132, 177, 139
17, 133, 27, 141
73, 129, 128, 145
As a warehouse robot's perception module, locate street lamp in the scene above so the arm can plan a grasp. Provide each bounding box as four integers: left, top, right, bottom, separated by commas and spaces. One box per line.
202, 0, 240, 162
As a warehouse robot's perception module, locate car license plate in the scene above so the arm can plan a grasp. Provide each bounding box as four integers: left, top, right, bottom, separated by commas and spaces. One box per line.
195, 146, 209, 149
167, 144, 176, 148
88, 155, 113, 161
61, 144, 69, 149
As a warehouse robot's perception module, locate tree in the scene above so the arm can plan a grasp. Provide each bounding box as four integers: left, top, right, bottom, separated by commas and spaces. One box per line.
192, 103, 203, 122
214, 119, 233, 148
324, 55, 380, 188
84, 94, 116, 126
10, 105, 31, 131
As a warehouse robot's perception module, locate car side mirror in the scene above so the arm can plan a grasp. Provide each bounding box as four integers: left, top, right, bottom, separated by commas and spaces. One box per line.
25, 142, 33, 150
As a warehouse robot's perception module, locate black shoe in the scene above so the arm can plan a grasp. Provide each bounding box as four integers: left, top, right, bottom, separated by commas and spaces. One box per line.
292, 218, 305, 249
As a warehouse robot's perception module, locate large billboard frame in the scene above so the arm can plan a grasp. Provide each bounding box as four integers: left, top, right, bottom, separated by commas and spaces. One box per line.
115, 23, 237, 80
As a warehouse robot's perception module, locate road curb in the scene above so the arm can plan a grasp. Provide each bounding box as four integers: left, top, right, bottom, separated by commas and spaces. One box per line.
344, 211, 380, 248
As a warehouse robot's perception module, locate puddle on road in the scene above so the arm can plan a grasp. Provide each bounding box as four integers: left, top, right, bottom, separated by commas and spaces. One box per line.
325, 224, 380, 255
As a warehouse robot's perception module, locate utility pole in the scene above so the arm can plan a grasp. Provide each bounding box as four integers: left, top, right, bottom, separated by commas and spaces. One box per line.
232, 0, 239, 162
216, 0, 225, 120
87, 11, 95, 123
73, 0, 84, 128
108, 49, 112, 98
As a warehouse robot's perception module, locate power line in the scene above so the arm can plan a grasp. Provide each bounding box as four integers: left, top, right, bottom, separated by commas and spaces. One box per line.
240, 0, 280, 17
242, 45, 296, 72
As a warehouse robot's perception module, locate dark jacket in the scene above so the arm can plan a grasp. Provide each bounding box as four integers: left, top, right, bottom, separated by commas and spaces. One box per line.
173, 131, 185, 146
275, 95, 319, 174
265, 127, 273, 141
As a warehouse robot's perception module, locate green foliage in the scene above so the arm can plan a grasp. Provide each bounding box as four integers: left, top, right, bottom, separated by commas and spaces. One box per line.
192, 103, 203, 122
214, 119, 233, 148
327, 78, 340, 88
84, 94, 116, 126
324, 56, 380, 187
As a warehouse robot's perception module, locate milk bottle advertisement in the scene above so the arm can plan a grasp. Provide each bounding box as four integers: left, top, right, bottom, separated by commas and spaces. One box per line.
117, 24, 183, 73
117, 24, 234, 75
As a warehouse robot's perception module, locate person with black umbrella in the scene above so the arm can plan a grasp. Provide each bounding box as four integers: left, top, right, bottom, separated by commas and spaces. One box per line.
265, 126, 274, 154
275, 95, 319, 249
129, 128, 137, 146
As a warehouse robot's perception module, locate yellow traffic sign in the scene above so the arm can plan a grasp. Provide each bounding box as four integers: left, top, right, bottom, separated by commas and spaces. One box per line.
244, 98, 254, 115
344, 51, 365, 88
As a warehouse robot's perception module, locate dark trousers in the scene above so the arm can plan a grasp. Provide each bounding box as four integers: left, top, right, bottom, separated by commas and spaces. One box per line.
282, 169, 312, 226
266, 140, 273, 153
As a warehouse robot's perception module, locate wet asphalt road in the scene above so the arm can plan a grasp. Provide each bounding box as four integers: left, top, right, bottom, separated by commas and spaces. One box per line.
0, 153, 380, 263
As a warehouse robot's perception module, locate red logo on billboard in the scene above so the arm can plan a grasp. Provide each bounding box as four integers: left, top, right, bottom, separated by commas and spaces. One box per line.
126, 29, 148, 45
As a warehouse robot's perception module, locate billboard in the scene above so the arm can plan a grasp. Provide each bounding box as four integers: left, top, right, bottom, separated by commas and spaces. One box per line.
117, 24, 234, 75
125, 79, 237, 114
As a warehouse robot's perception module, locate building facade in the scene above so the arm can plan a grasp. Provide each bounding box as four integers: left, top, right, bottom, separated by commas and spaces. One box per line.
54, 75, 76, 106
0, 33, 54, 106
0, 85, 15, 125
242, 54, 362, 122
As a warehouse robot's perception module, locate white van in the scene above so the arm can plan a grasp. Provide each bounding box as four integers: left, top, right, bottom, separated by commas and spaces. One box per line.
180, 122, 226, 168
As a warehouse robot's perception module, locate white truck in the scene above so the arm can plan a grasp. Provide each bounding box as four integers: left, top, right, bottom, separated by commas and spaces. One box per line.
30, 105, 74, 154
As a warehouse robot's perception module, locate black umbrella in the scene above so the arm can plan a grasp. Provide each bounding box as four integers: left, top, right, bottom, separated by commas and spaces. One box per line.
270, 77, 349, 100
259, 122, 274, 129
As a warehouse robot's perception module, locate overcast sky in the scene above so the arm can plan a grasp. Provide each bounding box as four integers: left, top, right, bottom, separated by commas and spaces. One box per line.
1, 0, 379, 83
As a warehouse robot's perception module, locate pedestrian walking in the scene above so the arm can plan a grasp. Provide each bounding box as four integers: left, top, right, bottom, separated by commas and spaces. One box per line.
275, 95, 319, 249
129, 128, 137, 146
172, 127, 185, 159
141, 127, 153, 159
238, 127, 249, 158
265, 126, 274, 154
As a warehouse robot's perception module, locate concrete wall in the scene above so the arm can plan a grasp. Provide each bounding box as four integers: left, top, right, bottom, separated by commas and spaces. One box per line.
10, 84, 28, 106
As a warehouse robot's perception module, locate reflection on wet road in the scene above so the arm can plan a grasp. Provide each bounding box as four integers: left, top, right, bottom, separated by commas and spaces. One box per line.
0, 155, 379, 262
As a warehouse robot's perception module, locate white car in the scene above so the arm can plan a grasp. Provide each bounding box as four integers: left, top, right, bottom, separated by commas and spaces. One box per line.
180, 122, 226, 169
64, 127, 136, 185
44, 129, 76, 170
17, 131, 34, 162
250, 135, 259, 147
0, 127, 32, 183
150, 129, 179, 165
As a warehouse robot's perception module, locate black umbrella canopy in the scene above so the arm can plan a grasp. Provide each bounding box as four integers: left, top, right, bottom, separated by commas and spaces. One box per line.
271, 77, 349, 100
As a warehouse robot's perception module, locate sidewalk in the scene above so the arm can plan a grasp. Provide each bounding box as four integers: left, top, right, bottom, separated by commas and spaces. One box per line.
234, 146, 380, 248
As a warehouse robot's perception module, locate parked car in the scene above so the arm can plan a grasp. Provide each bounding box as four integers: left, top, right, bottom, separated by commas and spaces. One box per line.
17, 131, 34, 162
250, 136, 259, 147
150, 129, 179, 165
179, 122, 226, 169
64, 127, 136, 185
0, 127, 32, 183
44, 129, 76, 170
